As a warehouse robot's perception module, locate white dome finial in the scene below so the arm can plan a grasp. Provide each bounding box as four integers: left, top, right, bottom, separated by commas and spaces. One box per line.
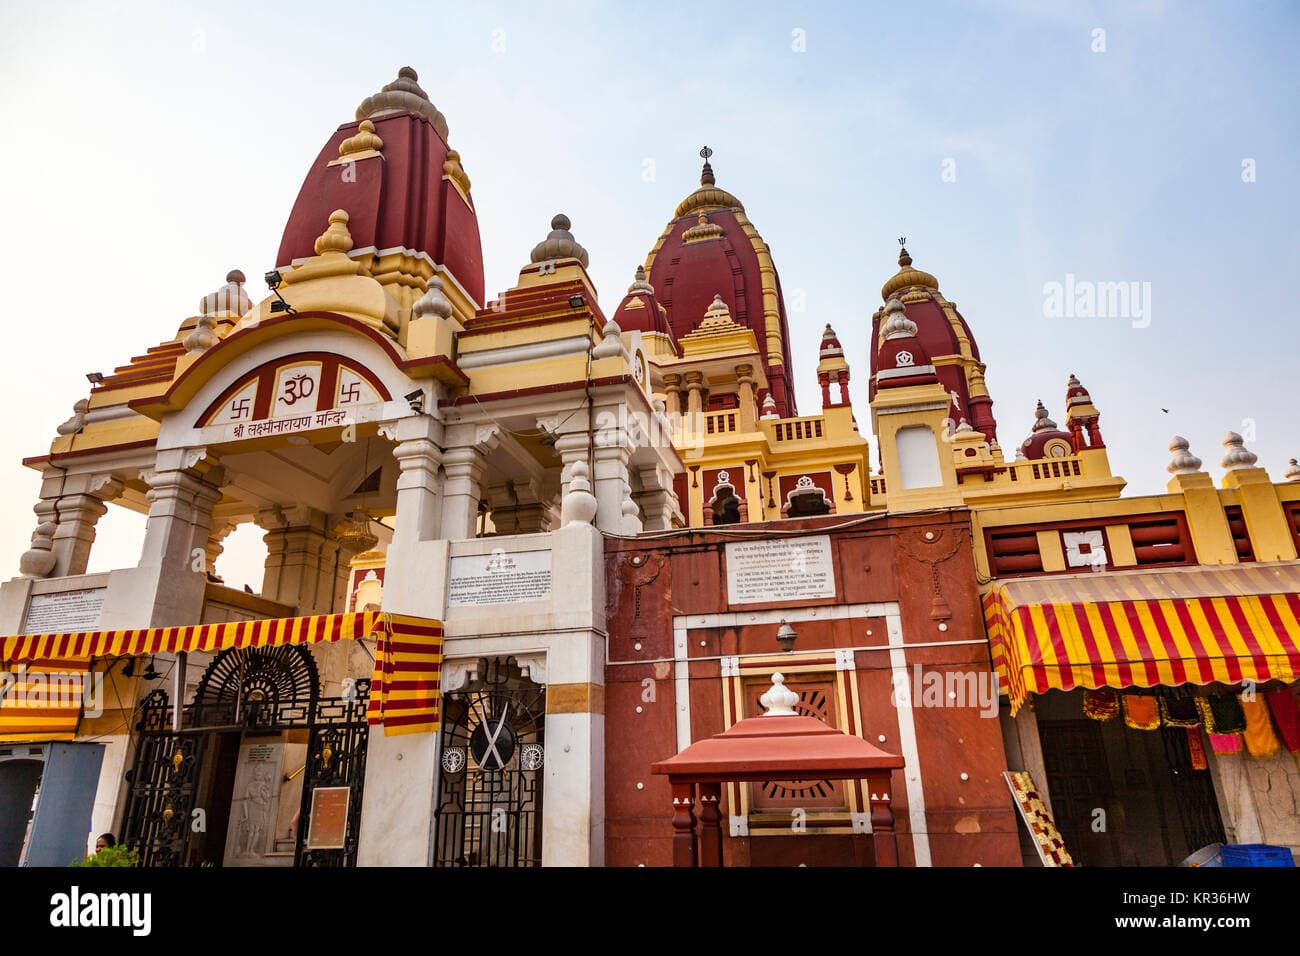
759, 673, 799, 716
1286, 458, 1300, 483
1221, 432, 1258, 471
1166, 435, 1202, 475
880, 297, 917, 340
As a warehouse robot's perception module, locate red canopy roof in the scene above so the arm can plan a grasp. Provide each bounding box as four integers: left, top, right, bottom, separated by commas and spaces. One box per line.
651, 713, 904, 783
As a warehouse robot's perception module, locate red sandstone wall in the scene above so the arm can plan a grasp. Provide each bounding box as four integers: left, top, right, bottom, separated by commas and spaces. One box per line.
603, 510, 1021, 867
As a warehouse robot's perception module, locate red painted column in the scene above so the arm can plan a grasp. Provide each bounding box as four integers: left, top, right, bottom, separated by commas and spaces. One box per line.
697, 782, 723, 867
1086, 418, 1105, 448
670, 781, 698, 868
868, 773, 899, 867
819, 373, 831, 408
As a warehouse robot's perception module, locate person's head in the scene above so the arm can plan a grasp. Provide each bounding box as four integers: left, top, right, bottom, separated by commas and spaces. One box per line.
94, 833, 116, 852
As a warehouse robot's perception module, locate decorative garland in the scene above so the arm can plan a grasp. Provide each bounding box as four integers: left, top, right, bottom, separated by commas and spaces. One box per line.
1195, 694, 1246, 735
1003, 771, 1074, 867
1083, 689, 1119, 721
1122, 694, 1161, 731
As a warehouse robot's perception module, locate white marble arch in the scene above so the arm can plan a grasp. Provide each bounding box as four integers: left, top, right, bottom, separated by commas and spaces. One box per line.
156, 324, 434, 452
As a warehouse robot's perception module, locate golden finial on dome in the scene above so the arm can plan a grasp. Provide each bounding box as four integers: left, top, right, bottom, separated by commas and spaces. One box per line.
339, 119, 384, 158
700, 145, 715, 186
315, 209, 355, 256
881, 239, 939, 301
675, 146, 743, 218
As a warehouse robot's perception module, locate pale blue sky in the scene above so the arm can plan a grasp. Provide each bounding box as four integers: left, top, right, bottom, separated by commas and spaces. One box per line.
0, 1, 1295, 584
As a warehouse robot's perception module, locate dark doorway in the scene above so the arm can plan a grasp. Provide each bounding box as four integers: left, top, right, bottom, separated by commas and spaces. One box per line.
0, 759, 42, 866
188, 731, 241, 865
1038, 698, 1226, 865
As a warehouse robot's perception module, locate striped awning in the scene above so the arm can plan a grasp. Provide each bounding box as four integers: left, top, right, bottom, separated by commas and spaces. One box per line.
0, 611, 442, 740
985, 562, 1300, 714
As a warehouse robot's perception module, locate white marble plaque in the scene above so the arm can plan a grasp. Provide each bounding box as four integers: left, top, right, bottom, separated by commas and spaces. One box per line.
23, 588, 106, 632
447, 550, 552, 607
725, 535, 836, 605
224, 740, 286, 867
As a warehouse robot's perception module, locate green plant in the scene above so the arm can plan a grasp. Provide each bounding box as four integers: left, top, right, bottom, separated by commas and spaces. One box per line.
71, 844, 140, 867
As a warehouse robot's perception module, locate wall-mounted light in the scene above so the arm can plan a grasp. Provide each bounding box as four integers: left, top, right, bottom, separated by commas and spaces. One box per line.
86, 372, 104, 384
568, 294, 586, 309
404, 389, 425, 413
265, 270, 296, 314
776, 620, 798, 653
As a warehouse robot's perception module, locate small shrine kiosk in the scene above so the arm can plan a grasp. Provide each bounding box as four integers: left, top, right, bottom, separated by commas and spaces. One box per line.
651, 673, 906, 867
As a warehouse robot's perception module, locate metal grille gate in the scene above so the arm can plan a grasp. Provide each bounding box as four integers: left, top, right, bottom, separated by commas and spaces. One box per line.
434, 657, 545, 867
121, 646, 370, 867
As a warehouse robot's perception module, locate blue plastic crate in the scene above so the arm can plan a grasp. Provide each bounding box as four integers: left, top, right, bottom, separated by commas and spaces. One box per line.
1219, 843, 1296, 867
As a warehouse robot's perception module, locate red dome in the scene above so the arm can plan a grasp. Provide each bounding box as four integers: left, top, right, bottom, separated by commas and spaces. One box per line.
276, 68, 485, 306
611, 267, 677, 352
646, 161, 797, 415
870, 249, 996, 442
1020, 401, 1073, 460
1065, 373, 1092, 409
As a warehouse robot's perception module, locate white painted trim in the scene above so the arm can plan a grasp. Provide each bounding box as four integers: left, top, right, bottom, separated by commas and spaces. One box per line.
877, 364, 937, 381
84, 405, 144, 425
873, 399, 950, 416
674, 622, 691, 753
676, 603, 898, 631
886, 613, 932, 866
456, 335, 592, 370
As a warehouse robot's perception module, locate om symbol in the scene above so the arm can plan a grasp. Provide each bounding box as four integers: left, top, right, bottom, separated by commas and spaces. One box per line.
281, 373, 315, 406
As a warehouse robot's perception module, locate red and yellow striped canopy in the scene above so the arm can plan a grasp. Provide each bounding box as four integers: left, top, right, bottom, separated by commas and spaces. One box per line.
985, 563, 1300, 714
0, 611, 441, 741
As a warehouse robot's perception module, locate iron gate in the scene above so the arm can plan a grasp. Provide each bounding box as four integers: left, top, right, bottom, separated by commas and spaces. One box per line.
434, 657, 545, 867
121, 645, 370, 867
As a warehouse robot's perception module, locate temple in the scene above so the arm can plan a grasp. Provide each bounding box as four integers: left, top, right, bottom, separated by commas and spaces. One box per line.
2, 67, 1297, 868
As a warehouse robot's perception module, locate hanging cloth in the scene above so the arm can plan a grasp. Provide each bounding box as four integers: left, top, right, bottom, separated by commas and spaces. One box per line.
1158, 687, 1201, 728
1083, 689, 1119, 721
1240, 698, 1282, 759
1123, 694, 1161, 731
1208, 733, 1242, 755
1264, 688, 1300, 753
1195, 694, 1247, 735
1186, 728, 1208, 770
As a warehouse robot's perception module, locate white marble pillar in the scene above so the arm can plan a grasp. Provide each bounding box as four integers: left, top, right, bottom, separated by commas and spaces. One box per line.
634, 462, 681, 531
440, 448, 487, 541
391, 430, 444, 545
592, 419, 634, 534
100, 461, 222, 627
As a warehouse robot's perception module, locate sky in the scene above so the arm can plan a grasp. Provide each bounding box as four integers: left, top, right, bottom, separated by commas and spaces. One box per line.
0, 0, 1296, 588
